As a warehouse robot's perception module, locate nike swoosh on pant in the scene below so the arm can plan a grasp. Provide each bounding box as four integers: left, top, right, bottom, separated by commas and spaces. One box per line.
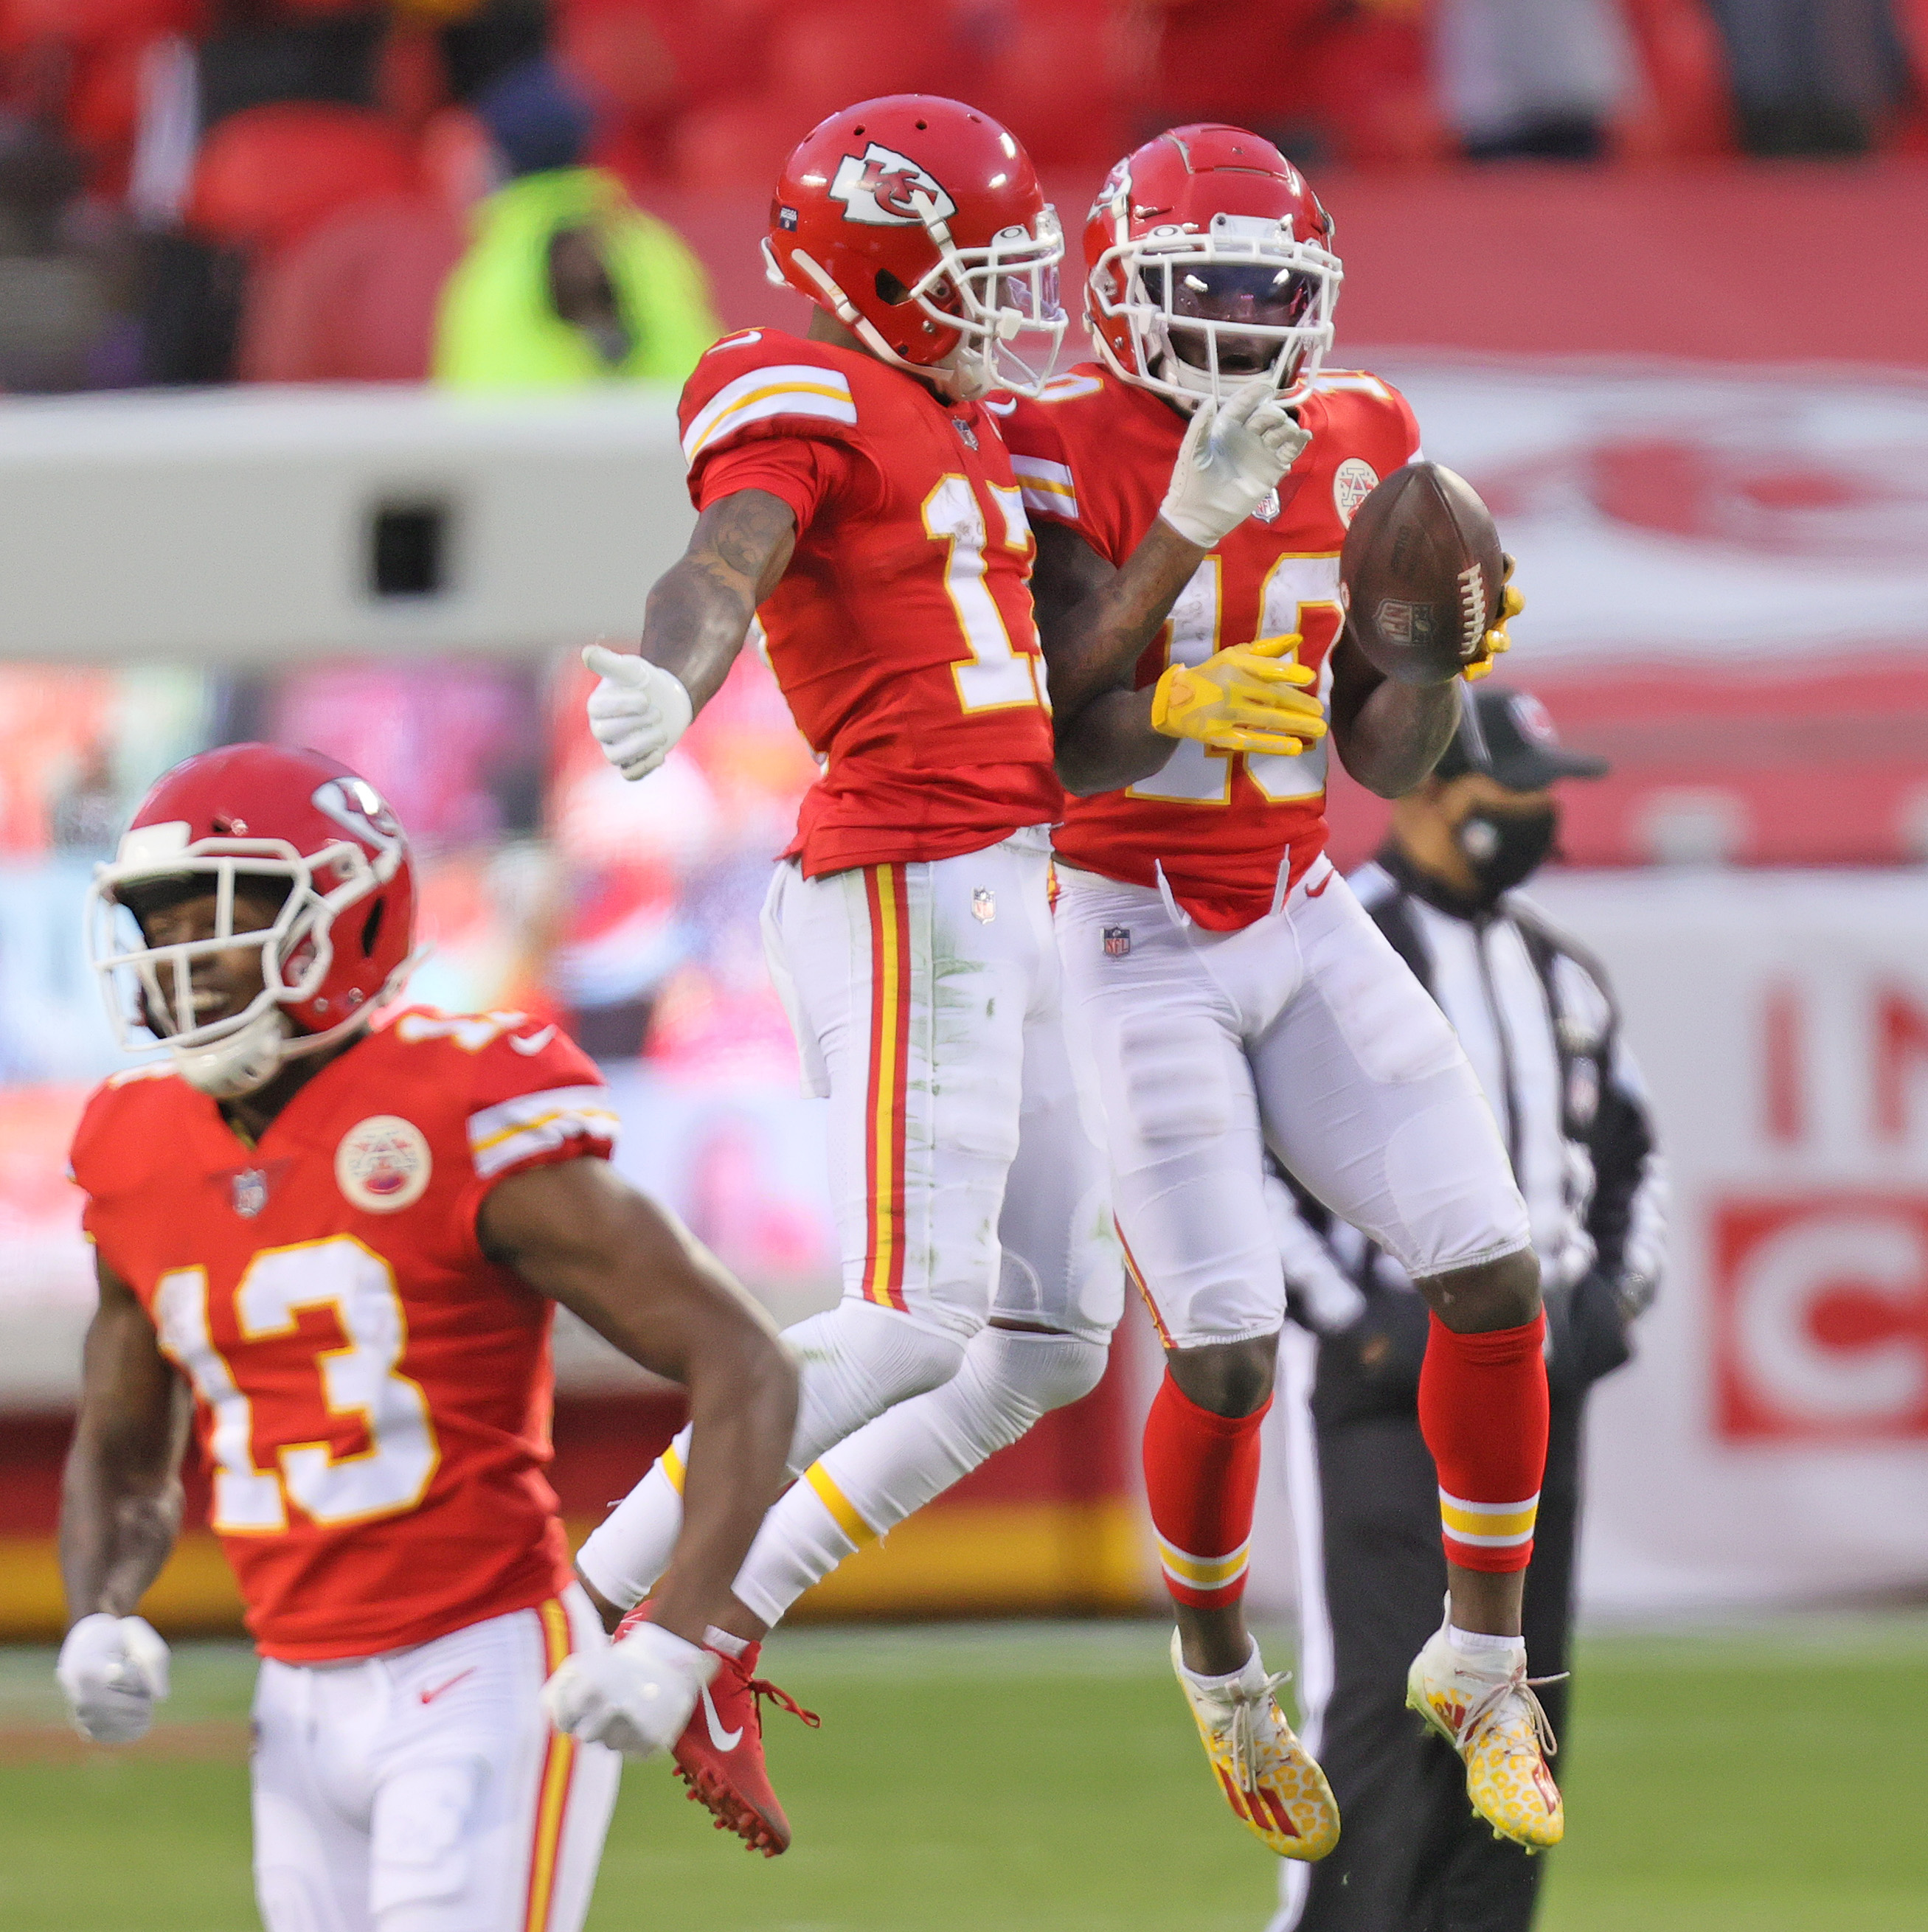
418, 1669, 475, 1705
1305, 872, 1332, 898
508, 1026, 558, 1055
701, 1684, 743, 1751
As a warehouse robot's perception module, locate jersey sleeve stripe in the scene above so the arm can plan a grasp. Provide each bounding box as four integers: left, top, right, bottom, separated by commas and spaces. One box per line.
681, 365, 858, 462
1010, 455, 1078, 521
468, 1086, 620, 1178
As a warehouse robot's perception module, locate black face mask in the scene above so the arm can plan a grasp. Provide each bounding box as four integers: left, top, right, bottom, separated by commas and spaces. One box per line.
1456, 805, 1558, 903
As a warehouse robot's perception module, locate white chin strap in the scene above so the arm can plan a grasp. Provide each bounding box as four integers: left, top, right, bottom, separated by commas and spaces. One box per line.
173, 1008, 293, 1099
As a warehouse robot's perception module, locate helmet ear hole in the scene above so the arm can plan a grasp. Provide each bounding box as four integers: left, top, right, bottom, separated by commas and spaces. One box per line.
875, 269, 909, 305
361, 897, 384, 958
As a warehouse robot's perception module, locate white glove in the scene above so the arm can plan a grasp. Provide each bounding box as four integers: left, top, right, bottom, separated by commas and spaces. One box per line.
1157, 376, 1313, 549
541, 1619, 717, 1758
583, 643, 695, 782
56, 1613, 170, 1745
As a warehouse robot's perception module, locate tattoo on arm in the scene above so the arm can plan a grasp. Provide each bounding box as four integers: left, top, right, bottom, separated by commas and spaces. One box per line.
639, 490, 797, 711
1031, 518, 1210, 795
1036, 518, 1209, 726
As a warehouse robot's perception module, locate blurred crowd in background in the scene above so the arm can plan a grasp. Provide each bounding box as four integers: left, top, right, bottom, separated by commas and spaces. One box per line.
0, 0, 1920, 397
0, 0, 1919, 1112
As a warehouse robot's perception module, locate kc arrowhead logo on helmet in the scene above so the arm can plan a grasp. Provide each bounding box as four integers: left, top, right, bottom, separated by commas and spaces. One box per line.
828, 143, 957, 226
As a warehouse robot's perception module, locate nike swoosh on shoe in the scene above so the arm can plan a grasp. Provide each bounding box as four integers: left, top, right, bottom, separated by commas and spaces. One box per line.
701, 1684, 743, 1751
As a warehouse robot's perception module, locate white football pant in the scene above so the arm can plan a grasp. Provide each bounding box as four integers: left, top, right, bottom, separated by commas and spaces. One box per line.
252, 1587, 618, 1932
1053, 854, 1531, 1349
575, 830, 1120, 1619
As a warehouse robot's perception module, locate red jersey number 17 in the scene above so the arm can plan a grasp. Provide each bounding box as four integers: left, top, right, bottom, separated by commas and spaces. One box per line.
923, 475, 1050, 716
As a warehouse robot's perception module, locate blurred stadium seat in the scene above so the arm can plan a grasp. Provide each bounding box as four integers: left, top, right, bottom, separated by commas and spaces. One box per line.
185, 100, 422, 254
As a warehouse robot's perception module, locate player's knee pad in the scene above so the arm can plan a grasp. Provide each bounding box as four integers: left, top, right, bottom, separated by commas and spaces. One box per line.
967, 1325, 1109, 1434
817, 1327, 1109, 1541
370, 1758, 488, 1925
782, 1300, 966, 1472
254, 1870, 332, 1932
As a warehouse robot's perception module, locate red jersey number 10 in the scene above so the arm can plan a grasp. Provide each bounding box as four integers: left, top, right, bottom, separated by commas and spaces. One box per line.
1128, 553, 1345, 806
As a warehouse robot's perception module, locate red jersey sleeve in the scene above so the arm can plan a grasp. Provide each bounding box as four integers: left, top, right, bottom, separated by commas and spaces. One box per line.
457, 1023, 618, 1234
679, 330, 881, 533
1001, 393, 1083, 530
69, 1068, 173, 1280
693, 434, 876, 535
1315, 370, 1423, 471
1002, 374, 1145, 564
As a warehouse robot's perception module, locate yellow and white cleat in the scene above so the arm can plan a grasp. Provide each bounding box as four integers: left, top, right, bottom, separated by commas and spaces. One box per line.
1406, 1611, 1564, 1852
1171, 1631, 1340, 1862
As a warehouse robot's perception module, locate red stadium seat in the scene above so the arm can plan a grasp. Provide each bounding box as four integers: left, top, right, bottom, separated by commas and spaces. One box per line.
0, 0, 198, 49
237, 190, 465, 383
186, 101, 421, 256
1617, 0, 1738, 159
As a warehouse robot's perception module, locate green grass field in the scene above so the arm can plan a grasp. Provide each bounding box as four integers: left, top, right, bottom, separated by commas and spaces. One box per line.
3, 1616, 1924, 1932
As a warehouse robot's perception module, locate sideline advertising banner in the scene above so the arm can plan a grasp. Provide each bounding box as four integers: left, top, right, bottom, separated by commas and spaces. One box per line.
1532, 871, 1928, 1614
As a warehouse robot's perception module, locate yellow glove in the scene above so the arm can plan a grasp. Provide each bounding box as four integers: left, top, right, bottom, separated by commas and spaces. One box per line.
1463, 554, 1524, 683
1150, 633, 1328, 757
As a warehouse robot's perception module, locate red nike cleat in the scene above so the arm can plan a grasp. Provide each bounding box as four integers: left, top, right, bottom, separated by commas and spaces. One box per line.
615, 1609, 819, 1857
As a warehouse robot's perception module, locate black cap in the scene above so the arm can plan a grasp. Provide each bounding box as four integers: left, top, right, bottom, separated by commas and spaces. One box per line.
1435, 684, 1609, 791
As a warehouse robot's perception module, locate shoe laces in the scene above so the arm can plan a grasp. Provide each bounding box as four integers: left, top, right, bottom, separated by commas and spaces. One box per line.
1454, 1661, 1565, 1763
744, 1675, 821, 1737
1226, 1668, 1292, 1793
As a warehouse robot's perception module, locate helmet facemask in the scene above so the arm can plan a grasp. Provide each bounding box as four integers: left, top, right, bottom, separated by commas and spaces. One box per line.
904, 203, 1067, 398
87, 834, 392, 1099
1092, 211, 1340, 410
774, 201, 1067, 400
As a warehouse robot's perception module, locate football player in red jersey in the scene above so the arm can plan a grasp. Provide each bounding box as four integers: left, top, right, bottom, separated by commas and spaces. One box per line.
999, 127, 1561, 1860
56, 744, 797, 1932
556, 95, 1319, 1853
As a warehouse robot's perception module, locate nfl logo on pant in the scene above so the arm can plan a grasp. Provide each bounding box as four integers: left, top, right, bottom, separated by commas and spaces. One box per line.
1103, 926, 1131, 958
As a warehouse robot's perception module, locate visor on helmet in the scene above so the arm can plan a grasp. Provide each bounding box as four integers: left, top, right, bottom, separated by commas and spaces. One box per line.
904, 209, 1067, 397
1090, 211, 1341, 408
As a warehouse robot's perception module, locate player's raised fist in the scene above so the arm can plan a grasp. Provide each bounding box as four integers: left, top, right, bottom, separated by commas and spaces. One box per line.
1340, 462, 1509, 685
56, 1613, 170, 1745
1158, 376, 1313, 550
583, 643, 696, 782
542, 1618, 718, 1758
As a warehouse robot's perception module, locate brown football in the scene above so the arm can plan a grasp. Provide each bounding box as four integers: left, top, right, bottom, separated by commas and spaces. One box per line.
1339, 461, 1506, 685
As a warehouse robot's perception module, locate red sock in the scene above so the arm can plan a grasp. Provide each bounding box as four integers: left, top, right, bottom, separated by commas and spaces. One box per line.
1142, 1372, 1269, 1610
1418, 1312, 1550, 1574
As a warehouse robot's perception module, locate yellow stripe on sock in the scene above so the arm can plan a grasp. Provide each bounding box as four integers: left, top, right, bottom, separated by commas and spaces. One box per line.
804, 1464, 878, 1548
1438, 1492, 1539, 1541
1156, 1536, 1251, 1589
661, 1443, 686, 1495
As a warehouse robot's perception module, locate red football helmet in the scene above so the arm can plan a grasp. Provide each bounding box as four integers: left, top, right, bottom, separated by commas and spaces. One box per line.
764, 94, 1064, 399
1085, 125, 1341, 410
86, 743, 418, 1097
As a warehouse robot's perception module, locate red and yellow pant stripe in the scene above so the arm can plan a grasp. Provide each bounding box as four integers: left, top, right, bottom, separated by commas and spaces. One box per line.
861, 864, 914, 1313
522, 1599, 578, 1932
1119, 1221, 1175, 1349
